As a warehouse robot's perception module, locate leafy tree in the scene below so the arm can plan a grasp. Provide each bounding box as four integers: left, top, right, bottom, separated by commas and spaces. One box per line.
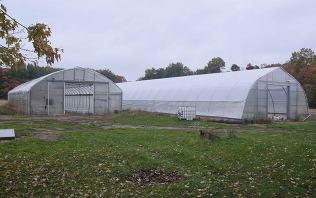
96, 68, 126, 83
246, 63, 259, 70
246, 63, 254, 70
0, 64, 63, 99
282, 48, 316, 108
0, 3, 62, 69
0, 68, 19, 99
207, 57, 225, 73
26, 64, 36, 79
139, 62, 193, 80
114, 75, 127, 83
260, 63, 282, 68
289, 48, 316, 73
164, 62, 192, 77
139, 67, 165, 80
230, 64, 240, 71
154, 68, 165, 79
96, 69, 116, 82
284, 48, 316, 84
194, 66, 208, 75
0, 68, 4, 97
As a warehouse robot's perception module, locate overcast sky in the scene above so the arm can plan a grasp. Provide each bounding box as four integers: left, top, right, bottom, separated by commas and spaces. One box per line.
3, 0, 316, 81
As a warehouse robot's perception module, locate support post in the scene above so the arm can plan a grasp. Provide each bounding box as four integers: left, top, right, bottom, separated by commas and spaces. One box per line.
47, 82, 50, 115
266, 83, 269, 118
63, 82, 65, 114
107, 83, 110, 113
93, 83, 95, 114
287, 85, 290, 120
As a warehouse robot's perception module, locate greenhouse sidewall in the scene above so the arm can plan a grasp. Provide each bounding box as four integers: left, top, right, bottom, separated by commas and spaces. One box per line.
122, 100, 244, 119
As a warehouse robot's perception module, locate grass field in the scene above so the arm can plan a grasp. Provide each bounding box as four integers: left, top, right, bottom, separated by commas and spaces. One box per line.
0, 110, 315, 197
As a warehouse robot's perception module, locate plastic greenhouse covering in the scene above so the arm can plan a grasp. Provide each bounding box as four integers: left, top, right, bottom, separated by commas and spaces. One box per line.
8, 67, 122, 115
118, 67, 310, 121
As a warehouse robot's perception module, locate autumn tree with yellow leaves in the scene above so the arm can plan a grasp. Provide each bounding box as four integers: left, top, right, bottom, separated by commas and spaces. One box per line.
0, 3, 62, 69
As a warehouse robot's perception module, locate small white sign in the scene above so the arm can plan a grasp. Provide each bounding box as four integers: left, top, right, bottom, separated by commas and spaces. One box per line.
0, 129, 16, 140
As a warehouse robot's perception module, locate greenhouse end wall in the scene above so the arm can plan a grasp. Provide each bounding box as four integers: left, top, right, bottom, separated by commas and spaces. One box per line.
242, 68, 309, 120
8, 92, 30, 114
8, 67, 122, 115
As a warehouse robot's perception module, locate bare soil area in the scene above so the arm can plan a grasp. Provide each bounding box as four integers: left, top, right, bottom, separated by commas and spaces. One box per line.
34, 131, 63, 141
309, 109, 316, 115
0, 100, 8, 106
126, 168, 179, 186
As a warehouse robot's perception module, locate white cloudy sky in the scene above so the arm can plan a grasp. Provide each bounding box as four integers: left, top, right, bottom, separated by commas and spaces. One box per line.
3, 0, 316, 81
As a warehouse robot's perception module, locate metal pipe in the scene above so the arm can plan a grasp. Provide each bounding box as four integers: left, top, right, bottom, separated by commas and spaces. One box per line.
47, 82, 50, 115
107, 83, 110, 113
287, 85, 290, 120
303, 114, 311, 121
63, 82, 65, 114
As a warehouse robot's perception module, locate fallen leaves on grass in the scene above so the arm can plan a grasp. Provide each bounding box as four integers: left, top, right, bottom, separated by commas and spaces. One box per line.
126, 168, 179, 186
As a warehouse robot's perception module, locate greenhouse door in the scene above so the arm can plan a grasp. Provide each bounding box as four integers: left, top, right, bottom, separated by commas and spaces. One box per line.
47, 82, 64, 115
267, 84, 290, 119
94, 82, 109, 114
64, 83, 94, 114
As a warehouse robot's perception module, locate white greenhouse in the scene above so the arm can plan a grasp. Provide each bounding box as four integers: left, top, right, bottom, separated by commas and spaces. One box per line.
118, 67, 310, 121
8, 67, 122, 115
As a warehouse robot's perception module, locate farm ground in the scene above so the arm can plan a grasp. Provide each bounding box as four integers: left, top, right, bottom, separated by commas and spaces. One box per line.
0, 99, 7, 106
0, 102, 315, 197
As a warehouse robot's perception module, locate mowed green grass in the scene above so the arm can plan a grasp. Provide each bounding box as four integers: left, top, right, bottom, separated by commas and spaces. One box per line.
109, 111, 228, 128
267, 115, 316, 132
0, 114, 315, 197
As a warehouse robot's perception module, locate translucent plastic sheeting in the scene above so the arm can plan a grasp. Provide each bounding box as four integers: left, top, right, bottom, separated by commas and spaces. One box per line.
64, 83, 94, 114
120, 68, 277, 102
8, 67, 122, 115
118, 67, 310, 120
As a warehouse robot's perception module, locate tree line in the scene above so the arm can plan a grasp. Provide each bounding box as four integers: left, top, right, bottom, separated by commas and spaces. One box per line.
0, 64, 62, 99
138, 57, 264, 80
95, 69, 126, 83
283, 48, 316, 108
137, 48, 316, 108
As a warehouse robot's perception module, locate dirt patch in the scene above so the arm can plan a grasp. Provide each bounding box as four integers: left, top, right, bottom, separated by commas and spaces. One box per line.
126, 168, 179, 186
34, 132, 63, 141
30, 128, 65, 141
0, 100, 8, 106
309, 109, 316, 115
